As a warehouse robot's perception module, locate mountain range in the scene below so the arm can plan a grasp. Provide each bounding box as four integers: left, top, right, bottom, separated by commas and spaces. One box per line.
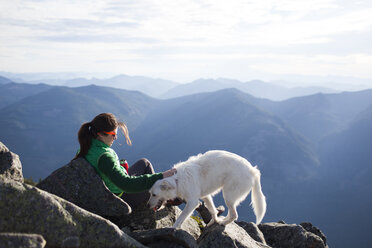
0, 75, 13, 84
63, 74, 178, 98
128, 89, 319, 182
1, 72, 339, 100
254, 90, 372, 143
0, 82, 52, 109
161, 78, 338, 100
0, 75, 371, 247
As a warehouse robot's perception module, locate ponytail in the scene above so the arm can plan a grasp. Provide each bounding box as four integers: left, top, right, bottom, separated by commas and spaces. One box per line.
119, 122, 132, 146
73, 122, 94, 160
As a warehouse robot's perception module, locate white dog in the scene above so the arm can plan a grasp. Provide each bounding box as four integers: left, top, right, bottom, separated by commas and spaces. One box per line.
148, 150, 266, 229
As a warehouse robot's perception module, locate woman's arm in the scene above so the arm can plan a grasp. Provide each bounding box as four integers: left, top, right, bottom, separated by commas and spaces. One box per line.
98, 153, 163, 193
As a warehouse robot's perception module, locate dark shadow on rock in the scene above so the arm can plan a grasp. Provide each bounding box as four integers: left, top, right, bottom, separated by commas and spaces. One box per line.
0, 233, 46, 248
119, 205, 201, 240
300, 222, 327, 246
198, 222, 270, 248
236, 221, 267, 245
195, 201, 225, 225
0, 142, 23, 183
258, 222, 327, 248
129, 228, 197, 248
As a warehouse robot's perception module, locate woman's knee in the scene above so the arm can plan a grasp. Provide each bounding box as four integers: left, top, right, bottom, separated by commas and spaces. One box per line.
138, 158, 150, 165
135, 158, 155, 174
142, 158, 155, 173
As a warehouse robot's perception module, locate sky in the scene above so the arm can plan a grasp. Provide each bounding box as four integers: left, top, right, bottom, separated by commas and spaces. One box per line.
1, 0, 372, 87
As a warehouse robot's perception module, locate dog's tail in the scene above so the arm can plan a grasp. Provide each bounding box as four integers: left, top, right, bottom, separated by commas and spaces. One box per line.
251, 166, 266, 224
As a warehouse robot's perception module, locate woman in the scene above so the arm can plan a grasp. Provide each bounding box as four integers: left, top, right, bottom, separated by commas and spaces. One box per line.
74, 113, 176, 208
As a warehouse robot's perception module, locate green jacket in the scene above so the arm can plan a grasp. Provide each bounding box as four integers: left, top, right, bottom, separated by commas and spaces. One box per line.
85, 139, 163, 194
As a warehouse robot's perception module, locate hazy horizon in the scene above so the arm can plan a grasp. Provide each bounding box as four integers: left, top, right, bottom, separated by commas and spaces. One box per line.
1, 70, 372, 92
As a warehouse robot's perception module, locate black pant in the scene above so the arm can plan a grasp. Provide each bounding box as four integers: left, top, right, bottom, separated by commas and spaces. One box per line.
120, 158, 155, 209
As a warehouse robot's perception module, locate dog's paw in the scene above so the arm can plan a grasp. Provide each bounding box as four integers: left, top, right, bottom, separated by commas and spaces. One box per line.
172, 224, 182, 229
206, 219, 215, 227
220, 218, 234, 226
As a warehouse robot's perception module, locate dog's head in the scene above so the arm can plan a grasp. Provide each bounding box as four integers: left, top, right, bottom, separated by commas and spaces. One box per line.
147, 178, 177, 211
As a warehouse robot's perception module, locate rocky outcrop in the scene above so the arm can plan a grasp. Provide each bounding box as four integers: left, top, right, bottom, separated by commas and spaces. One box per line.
300, 222, 327, 246
0, 233, 46, 248
0, 176, 145, 248
119, 205, 201, 239
37, 157, 131, 218
258, 221, 327, 248
1, 141, 329, 248
0, 142, 23, 183
236, 221, 267, 244
197, 222, 270, 248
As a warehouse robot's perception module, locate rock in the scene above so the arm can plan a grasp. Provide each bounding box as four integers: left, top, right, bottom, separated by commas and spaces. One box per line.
0, 142, 9, 153
115, 205, 159, 231
0, 233, 46, 248
129, 228, 198, 248
0, 176, 145, 248
0, 141, 23, 183
195, 202, 225, 225
197, 222, 270, 248
161, 206, 201, 239
300, 222, 327, 246
236, 221, 267, 245
118, 205, 201, 239
37, 157, 131, 218
258, 222, 327, 248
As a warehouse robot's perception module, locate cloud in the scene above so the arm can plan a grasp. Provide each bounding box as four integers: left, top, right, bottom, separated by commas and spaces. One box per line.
248, 53, 372, 79
1, 0, 372, 82
38, 34, 159, 43
0, 17, 138, 32
2, 0, 371, 46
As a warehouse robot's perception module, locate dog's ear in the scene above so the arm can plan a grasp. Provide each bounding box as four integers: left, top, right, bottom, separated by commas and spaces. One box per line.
160, 180, 175, 191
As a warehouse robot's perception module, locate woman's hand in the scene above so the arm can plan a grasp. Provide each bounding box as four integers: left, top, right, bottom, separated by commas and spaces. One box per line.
163, 168, 177, 178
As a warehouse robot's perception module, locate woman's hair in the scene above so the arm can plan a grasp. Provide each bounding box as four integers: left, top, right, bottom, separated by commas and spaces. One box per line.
73, 113, 132, 159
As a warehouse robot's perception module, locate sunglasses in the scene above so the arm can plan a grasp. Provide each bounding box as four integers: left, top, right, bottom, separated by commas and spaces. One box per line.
103, 131, 117, 137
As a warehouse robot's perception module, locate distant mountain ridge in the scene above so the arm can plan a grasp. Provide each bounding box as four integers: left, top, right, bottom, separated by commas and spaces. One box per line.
0, 75, 13, 84
0, 73, 339, 101
0, 82, 52, 109
0, 83, 318, 182
63, 74, 179, 98
254, 90, 372, 143
0, 73, 179, 99
1, 80, 372, 247
161, 78, 338, 100
129, 88, 318, 182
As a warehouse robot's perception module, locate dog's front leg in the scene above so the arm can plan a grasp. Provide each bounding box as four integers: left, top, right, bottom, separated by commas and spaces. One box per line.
173, 200, 199, 229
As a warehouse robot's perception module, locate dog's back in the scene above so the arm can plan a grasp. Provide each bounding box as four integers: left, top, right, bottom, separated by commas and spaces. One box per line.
174, 150, 257, 198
